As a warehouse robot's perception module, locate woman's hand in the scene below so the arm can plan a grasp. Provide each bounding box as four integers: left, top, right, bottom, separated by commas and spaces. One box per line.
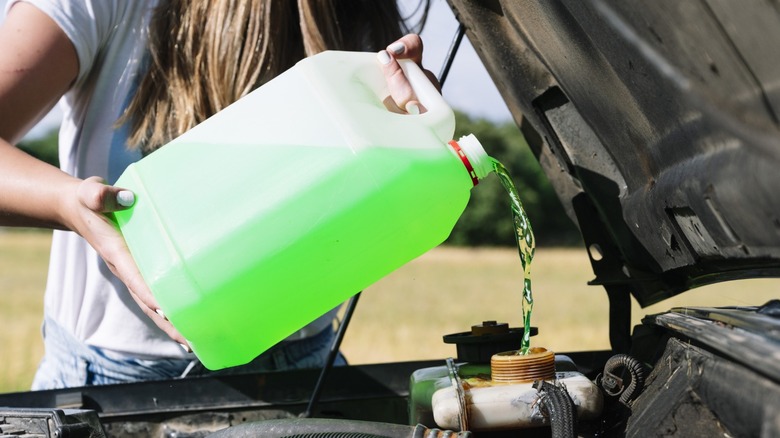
0, 3, 189, 350
64, 177, 190, 349
377, 34, 441, 114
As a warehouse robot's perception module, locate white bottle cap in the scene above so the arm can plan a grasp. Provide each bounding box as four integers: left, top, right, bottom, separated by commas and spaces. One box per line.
448, 134, 492, 186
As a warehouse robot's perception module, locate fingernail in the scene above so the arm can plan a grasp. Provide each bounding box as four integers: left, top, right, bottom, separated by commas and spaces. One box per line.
388, 41, 406, 55
377, 50, 391, 65
117, 190, 135, 207
179, 343, 192, 353
156, 308, 168, 321
405, 102, 420, 115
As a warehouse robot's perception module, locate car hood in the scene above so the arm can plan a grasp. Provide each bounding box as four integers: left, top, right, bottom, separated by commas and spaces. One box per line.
447, 0, 780, 307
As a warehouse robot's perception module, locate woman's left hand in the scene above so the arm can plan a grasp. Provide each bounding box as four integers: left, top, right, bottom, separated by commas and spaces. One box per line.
377, 34, 441, 115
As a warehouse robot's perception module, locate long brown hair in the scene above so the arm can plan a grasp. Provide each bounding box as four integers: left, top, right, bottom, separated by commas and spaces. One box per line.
123, 0, 416, 154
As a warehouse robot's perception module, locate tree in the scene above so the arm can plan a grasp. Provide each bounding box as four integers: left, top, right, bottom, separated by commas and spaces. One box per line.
448, 112, 582, 247
17, 128, 59, 168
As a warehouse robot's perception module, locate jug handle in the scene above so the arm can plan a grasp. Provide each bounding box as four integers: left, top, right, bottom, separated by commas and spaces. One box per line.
397, 59, 456, 142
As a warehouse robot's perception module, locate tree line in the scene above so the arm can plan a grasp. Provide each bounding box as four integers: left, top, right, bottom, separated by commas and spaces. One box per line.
448, 111, 582, 247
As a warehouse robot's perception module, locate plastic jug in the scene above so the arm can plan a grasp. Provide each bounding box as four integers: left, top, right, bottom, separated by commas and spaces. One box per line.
113, 50, 492, 370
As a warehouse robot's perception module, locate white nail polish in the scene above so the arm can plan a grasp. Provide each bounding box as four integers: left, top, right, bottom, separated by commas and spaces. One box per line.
117, 190, 135, 207
388, 41, 406, 55
405, 102, 420, 115
179, 343, 192, 353
156, 308, 167, 320
377, 50, 391, 65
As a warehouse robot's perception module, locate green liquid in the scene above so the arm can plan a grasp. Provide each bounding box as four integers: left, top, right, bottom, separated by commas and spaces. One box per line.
115, 143, 475, 370
491, 158, 536, 355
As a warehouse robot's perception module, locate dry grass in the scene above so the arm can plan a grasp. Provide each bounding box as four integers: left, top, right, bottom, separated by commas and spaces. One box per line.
0, 229, 50, 393
342, 246, 779, 365
1, 229, 777, 393
341, 247, 610, 363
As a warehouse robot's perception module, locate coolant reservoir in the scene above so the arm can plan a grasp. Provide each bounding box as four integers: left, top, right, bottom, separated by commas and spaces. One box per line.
410, 351, 603, 432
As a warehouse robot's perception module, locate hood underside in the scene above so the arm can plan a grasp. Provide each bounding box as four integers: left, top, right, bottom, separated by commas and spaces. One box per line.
447, 0, 780, 306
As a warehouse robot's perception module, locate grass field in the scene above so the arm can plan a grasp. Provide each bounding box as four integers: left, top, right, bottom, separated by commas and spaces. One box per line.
1, 229, 778, 393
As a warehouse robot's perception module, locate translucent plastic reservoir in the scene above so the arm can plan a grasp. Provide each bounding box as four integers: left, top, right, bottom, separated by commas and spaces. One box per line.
409, 356, 603, 432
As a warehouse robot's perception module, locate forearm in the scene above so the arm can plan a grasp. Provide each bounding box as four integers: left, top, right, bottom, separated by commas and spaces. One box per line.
0, 2, 83, 230
0, 139, 79, 229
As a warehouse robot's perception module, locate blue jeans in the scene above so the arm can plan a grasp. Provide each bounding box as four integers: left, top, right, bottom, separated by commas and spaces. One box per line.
32, 318, 346, 390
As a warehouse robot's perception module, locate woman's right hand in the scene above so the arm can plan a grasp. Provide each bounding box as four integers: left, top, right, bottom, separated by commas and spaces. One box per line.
0, 3, 189, 350
64, 177, 190, 349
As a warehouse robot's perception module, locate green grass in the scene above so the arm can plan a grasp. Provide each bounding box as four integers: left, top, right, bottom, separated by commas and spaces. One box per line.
1, 229, 777, 393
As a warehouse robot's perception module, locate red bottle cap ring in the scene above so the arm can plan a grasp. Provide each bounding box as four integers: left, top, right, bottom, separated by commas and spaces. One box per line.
449, 140, 479, 187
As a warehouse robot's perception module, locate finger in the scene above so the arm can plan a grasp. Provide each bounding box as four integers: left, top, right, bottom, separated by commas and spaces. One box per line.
377, 49, 426, 114
128, 288, 190, 347
113, 259, 188, 346
72, 177, 186, 347
89, 210, 181, 344
379, 34, 424, 111
102, 227, 190, 347
388, 34, 441, 93
386, 33, 424, 64
77, 176, 135, 213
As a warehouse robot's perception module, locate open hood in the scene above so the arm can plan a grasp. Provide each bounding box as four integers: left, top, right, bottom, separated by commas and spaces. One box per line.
2, 4, 780, 436
447, 0, 780, 308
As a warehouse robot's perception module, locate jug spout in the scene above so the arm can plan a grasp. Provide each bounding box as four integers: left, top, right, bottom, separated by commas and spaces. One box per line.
448, 134, 492, 186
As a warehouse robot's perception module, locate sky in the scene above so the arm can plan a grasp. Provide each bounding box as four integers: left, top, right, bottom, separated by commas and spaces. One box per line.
399, 0, 512, 122
1, 0, 512, 139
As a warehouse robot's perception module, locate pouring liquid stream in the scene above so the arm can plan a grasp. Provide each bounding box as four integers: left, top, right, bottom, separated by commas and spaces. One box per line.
490, 158, 536, 355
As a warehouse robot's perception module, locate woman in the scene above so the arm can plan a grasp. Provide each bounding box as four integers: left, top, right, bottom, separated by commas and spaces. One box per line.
0, 0, 432, 389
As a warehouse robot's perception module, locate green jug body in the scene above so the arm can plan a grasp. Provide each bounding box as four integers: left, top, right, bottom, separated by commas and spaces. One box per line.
114, 51, 487, 369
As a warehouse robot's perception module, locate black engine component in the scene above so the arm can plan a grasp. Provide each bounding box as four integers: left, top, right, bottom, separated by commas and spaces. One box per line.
205, 419, 471, 438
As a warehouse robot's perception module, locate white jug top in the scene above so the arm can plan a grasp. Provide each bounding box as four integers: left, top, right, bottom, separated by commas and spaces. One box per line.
449, 134, 492, 186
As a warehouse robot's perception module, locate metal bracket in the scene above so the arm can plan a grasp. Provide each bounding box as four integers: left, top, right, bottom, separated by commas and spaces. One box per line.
445, 357, 470, 432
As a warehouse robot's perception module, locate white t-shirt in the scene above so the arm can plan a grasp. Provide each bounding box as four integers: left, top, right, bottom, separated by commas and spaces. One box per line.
10, 0, 336, 360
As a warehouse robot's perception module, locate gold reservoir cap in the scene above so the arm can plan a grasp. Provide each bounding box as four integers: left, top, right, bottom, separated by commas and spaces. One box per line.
491, 347, 556, 383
